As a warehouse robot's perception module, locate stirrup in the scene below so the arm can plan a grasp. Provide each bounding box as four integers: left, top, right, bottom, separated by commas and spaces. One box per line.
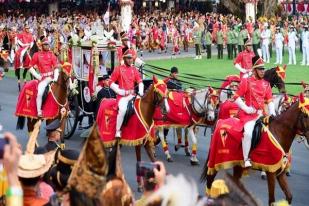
244, 159, 252, 168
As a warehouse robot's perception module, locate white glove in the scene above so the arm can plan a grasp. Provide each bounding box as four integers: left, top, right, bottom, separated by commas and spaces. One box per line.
235, 97, 256, 114
110, 82, 125, 96
235, 63, 247, 74
29, 67, 42, 81
138, 82, 144, 96
257, 48, 262, 57
268, 102, 276, 116
53, 68, 59, 82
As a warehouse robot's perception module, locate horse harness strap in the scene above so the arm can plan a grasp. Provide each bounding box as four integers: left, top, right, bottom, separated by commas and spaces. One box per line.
49, 84, 68, 108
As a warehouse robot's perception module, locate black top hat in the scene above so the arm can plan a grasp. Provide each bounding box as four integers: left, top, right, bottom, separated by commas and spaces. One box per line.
98, 75, 109, 82
49, 149, 80, 191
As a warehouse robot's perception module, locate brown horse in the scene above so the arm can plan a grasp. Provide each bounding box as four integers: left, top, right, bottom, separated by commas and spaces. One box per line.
95, 76, 169, 191
201, 93, 309, 205
16, 66, 72, 146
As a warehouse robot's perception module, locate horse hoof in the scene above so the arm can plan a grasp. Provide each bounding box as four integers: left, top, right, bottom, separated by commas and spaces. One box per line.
190, 157, 199, 166
261, 174, 266, 180
174, 145, 180, 152
286, 172, 291, 177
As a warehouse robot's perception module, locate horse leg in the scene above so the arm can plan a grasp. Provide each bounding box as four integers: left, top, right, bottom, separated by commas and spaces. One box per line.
135, 145, 143, 192
174, 128, 182, 152
158, 128, 172, 162
144, 140, 156, 162
277, 171, 293, 204
188, 125, 199, 165
206, 172, 217, 196
184, 128, 190, 156
266, 172, 276, 205
27, 118, 35, 137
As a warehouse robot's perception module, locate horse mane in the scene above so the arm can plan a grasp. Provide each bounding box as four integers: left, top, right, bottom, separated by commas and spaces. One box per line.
273, 101, 299, 123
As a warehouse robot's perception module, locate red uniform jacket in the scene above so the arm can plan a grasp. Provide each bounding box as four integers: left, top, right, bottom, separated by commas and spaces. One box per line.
30, 51, 58, 77
234, 50, 255, 78
233, 76, 272, 123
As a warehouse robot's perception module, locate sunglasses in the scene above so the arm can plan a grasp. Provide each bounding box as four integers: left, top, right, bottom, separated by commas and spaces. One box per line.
256, 68, 265, 71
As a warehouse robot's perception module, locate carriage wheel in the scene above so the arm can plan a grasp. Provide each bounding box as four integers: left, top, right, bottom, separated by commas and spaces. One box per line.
64, 95, 79, 139
304, 138, 309, 151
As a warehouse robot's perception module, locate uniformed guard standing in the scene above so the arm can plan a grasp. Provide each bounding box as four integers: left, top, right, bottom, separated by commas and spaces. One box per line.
205, 28, 212, 59
227, 25, 234, 60
252, 24, 261, 56
216, 24, 224, 59
274, 27, 284, 65
288, 25, 298, 65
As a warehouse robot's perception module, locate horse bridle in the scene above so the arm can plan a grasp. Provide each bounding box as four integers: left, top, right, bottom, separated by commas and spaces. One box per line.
191, 90, 215, 119
298, 112, 309, 137
154, 91, 168, 115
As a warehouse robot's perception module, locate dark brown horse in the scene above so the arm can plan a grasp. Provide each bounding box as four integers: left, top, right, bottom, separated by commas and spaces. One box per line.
16, 66, 72, 146
94, 76, 169, 191
201, 93, 309, 205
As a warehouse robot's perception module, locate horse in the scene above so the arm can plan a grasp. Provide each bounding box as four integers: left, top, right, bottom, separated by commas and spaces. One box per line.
95, 76, 169, 191
154, 87, 219, 164
201, 93, 309, 205
15, 64, 72, 146
220, 65, 287, 103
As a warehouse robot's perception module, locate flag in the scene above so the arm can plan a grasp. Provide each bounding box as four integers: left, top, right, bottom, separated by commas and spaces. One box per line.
103, 4, 110, 25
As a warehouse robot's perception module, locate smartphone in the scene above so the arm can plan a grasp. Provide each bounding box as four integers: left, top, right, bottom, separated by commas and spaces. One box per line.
136, 161, 160, 177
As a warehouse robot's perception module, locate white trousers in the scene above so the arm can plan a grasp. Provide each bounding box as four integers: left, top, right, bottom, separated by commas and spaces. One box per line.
37, 77, 53, 114
288, 45, 296, 64
116, 94, 134, 132
19, 47, 28, 68
302, 45, 309, 65
242, 113, 261, 161
262, 44, 270, 63
275, 46, 283, 64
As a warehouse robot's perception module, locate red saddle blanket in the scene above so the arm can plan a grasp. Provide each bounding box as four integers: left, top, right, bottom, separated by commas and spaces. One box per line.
15, 80, 59, 119
207, 118, 286, 175
96, 98, 151, 147
153, 91, 200, 127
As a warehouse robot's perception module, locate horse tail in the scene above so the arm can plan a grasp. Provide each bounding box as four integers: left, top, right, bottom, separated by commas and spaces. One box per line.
16, 116, 25, 130
200, 149, 210, 183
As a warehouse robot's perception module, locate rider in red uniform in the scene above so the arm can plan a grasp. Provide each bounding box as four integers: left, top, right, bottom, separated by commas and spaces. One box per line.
233, 56, 276, 167
234, 39, 255, 78
29, 38, 59, 117
109, 49, 144, 138
218, 81, 240, 120
14, 25, 34, 90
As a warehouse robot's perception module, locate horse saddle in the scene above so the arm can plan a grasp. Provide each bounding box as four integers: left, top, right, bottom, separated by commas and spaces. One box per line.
123, 98, 135, 126
251, 116, 274, 150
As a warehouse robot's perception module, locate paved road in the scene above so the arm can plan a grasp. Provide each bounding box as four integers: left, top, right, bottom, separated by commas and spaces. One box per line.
1, 76, 309, 205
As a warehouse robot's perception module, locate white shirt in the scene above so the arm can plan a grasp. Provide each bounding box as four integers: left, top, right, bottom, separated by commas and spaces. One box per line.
288, 31, 298, 47
275, 32, 284, 48
261, 29, 271, 45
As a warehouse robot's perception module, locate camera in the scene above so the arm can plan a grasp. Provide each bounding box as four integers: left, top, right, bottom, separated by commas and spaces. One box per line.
136, 161, 160, 177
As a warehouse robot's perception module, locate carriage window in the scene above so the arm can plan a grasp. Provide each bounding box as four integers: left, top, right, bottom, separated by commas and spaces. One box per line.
72, 47, 82, 79
82, 49, 91, 80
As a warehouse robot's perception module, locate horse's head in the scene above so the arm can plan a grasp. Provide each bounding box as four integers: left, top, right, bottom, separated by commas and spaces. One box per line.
153, 76, 170, 113
56, 62, 74, 93
298, 93, 309, 139
265, 65, 286, 93
206, 87, 219, 122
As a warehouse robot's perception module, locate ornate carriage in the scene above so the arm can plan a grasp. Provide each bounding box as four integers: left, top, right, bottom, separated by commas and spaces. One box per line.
63, 40, 122, 138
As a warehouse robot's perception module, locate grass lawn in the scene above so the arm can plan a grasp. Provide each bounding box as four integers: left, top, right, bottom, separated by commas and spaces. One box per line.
4, 49, 308, 95
147, 50, 309, 95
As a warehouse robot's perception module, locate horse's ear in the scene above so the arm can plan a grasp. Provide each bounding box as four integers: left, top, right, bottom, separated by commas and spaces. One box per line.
208, 86, 214, 93
163, 77, 169, 84
153, 75, 158, 84
275, 65, 279, 71
283, 64, 287, 70
299, 93, 305, 104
